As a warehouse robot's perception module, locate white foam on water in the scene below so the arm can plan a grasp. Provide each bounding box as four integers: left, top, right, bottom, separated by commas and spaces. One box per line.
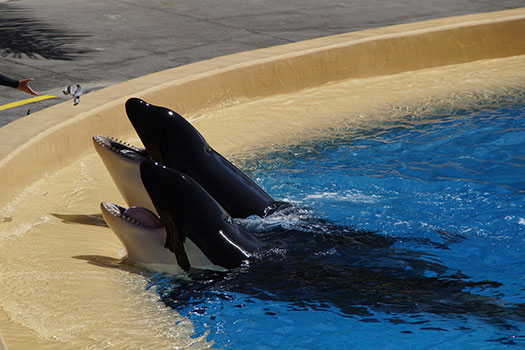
305, 190, 379, 203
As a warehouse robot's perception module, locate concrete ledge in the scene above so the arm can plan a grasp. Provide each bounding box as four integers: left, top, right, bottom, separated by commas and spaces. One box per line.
0, 8, 524, 205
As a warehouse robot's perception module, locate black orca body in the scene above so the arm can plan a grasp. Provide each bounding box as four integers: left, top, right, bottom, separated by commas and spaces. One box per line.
126, 98, 281, 218
139, 160, 264, 270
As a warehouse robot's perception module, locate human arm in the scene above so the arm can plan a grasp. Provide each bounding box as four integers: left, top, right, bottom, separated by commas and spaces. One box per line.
0, 74, 39, 95
0, 74, 19, 89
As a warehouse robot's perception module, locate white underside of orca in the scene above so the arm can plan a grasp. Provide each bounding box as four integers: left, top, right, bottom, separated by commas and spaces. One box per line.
93, 135, 156, 213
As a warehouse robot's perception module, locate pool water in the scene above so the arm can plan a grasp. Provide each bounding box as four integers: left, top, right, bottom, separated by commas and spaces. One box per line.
149, 98, 524, 349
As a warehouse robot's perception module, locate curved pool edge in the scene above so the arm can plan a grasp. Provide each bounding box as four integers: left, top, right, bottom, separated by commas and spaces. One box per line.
0, 8, 524, 206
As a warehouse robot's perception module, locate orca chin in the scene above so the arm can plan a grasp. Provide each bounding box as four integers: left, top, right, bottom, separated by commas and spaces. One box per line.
100, 202, 218, 272
139, 160, 264, 270
93, 135, 156, 213
125, 97, 281, 218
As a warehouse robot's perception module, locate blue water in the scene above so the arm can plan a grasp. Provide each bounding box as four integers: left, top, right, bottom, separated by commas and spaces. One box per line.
151, 98, 525, 349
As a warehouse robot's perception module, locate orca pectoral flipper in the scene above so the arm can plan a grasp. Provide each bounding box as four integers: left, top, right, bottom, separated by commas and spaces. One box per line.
159, 208, 190, 271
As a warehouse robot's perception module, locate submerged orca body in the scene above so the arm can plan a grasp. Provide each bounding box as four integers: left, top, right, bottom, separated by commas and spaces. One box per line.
125, 98, 281, 218
139, 160, 264, 270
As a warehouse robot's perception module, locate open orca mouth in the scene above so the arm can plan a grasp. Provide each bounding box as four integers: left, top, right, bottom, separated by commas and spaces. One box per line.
93, 135, 149, 161
101, 202, 163, 228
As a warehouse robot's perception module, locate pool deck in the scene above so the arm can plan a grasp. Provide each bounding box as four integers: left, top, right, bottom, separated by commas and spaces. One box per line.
0, 0, 524, 125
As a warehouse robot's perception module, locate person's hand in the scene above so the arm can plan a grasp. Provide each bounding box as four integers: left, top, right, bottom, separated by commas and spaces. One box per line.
17, 78, 39, 96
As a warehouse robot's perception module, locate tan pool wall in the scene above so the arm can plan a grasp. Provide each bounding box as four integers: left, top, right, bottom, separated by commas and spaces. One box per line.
0, 8, 524, 206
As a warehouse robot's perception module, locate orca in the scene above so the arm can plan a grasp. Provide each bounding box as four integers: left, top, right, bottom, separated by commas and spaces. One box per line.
125, 97, 282, 218
100, 202, 217, 272
93, 135, 156, 212
139, 160, 264, 270
94, 136, 264, 270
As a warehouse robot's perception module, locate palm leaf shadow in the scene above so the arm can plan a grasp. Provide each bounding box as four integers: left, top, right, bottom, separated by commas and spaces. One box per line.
0, 3, 91, 60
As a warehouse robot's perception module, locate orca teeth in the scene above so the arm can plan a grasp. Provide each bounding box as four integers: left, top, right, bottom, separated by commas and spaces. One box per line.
93, 135, 109, 147
94, 135, 146, 161
102, 202, 124, 217
122, 213, 143, 227
102, 202, 142, 226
